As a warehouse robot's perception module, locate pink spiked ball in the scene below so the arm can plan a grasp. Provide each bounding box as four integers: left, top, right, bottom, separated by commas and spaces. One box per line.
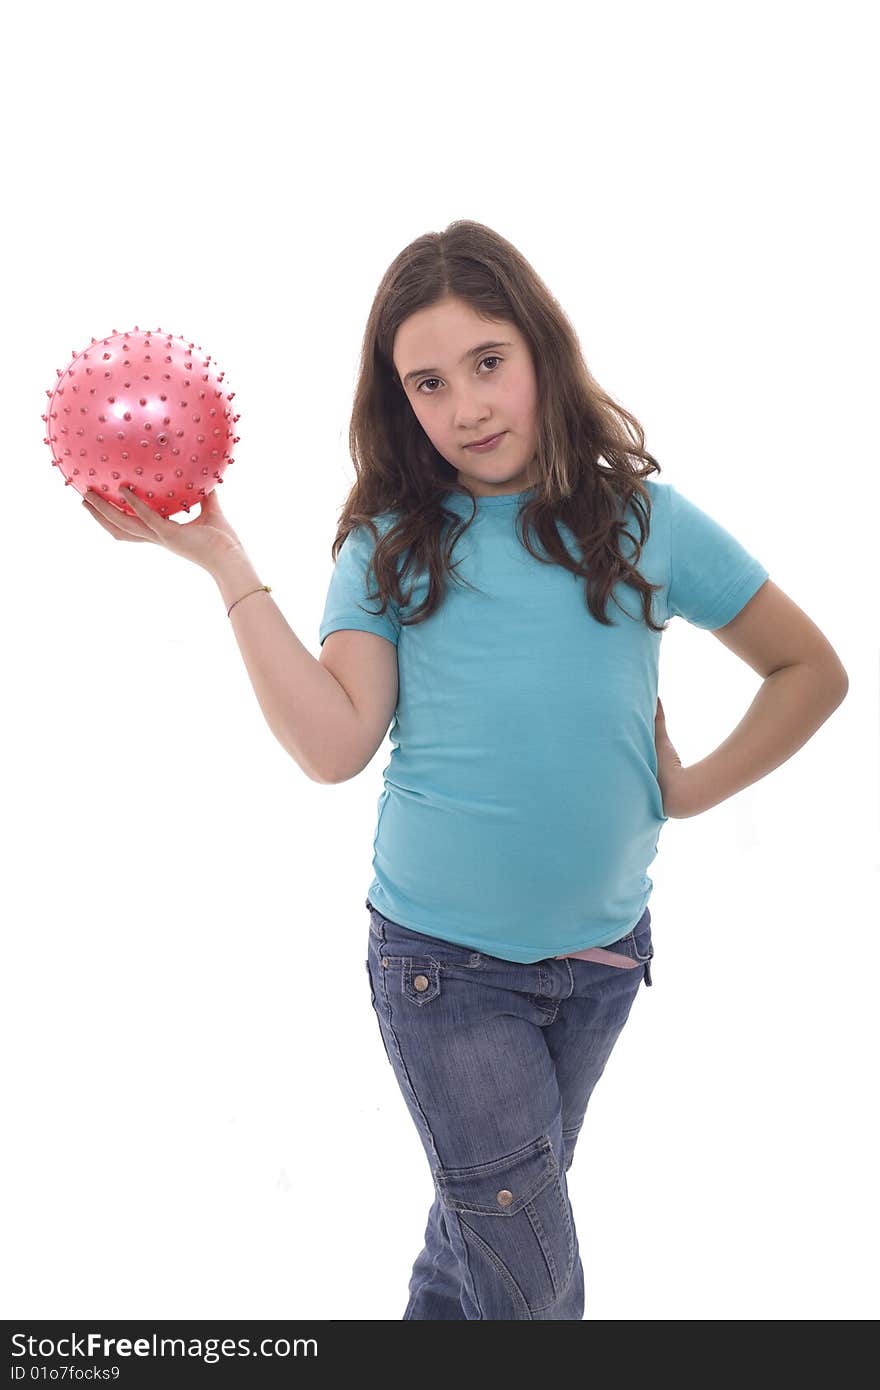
41, 326, 241, 518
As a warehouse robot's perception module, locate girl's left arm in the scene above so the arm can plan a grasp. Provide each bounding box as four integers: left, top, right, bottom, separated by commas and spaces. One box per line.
656, 579, 849, 819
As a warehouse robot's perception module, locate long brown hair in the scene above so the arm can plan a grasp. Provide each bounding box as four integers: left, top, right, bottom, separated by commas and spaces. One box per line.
331, 219, 667, 633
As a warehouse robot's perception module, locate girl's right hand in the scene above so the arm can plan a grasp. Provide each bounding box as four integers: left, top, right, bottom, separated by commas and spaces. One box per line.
81, 483, 246, 574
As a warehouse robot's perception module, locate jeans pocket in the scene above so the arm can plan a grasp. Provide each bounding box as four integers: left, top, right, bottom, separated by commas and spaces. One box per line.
435, 1134, 575, 1317
400, 959, 442, 1006
603, 909, 654, 985
630, 923, 654, 963
630, 908, 654, 985
612, 908, 653, 962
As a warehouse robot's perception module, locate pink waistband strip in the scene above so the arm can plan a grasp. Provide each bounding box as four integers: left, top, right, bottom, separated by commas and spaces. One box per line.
554, 946, 641, 969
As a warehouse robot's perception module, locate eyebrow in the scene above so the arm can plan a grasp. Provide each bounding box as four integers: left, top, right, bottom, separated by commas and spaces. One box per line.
401, 340, 513, 386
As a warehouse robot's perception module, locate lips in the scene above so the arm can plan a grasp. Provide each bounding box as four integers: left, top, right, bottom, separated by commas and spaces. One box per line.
466, 432, 505, 448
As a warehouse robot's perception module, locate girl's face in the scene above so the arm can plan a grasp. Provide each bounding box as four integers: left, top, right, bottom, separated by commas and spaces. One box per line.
392, 296, 540, 498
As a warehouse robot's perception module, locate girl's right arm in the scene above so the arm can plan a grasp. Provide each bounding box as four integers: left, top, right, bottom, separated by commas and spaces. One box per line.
210, 545, 368, 783
81, 482, 382, 785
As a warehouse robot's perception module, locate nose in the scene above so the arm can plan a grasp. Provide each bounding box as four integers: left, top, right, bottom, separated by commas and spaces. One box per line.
454, 396, 493, 433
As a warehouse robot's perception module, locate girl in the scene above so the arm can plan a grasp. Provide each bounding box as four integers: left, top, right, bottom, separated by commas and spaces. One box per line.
82, 220, 848, 1320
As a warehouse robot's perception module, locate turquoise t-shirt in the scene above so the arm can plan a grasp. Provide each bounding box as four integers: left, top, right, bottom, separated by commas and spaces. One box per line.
319, 478, 769, 963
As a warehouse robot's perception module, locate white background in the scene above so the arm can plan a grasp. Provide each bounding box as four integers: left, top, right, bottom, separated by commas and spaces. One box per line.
2, 0, 876, 1322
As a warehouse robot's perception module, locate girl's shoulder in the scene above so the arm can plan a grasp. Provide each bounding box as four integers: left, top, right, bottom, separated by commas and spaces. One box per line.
640, 476, 671, 503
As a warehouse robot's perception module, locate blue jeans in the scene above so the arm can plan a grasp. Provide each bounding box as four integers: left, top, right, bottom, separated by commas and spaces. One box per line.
364, 898, 655, 1320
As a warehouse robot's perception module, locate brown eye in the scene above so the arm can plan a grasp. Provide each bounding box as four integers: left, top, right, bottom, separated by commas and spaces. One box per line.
416, 355, 502, 395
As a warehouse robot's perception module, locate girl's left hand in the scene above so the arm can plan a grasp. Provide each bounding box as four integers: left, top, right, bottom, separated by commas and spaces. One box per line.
654, 697, 698, 818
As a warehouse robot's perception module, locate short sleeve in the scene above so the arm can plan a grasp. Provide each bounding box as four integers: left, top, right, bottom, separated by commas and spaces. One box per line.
318, 523, 401, 648
667, 484, 769, 629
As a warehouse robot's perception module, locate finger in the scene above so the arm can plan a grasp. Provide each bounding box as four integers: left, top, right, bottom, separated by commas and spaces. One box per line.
117, 484, 167, 534
82, 493, 149, 542
83, 488, 154, 541
199, 487, 222, 516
